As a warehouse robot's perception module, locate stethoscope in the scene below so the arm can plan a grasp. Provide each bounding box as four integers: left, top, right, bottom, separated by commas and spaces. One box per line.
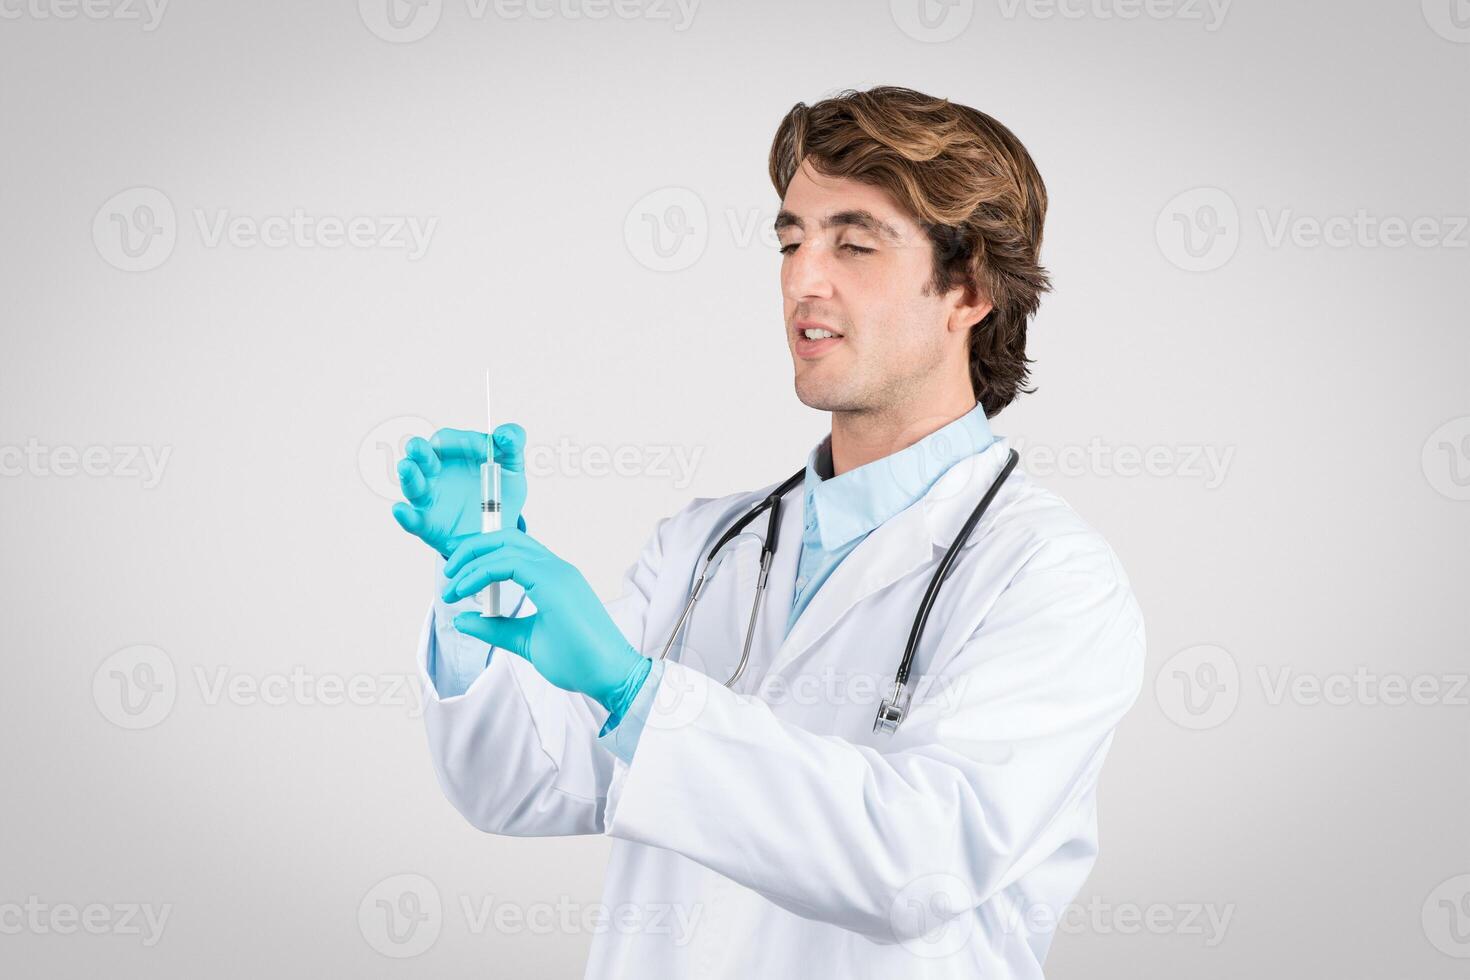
656, 448, 1020, 734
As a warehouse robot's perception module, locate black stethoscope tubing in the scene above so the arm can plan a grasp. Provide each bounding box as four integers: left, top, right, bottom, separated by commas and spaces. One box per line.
662, 448, 1020, 732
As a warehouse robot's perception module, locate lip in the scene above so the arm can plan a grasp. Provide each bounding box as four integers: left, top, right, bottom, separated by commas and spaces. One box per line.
793, 320, 846, 360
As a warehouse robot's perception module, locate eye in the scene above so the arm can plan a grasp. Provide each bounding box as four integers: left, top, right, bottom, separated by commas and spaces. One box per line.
778, 242, 873, 256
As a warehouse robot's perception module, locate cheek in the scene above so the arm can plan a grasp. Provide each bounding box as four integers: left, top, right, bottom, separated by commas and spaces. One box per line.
856, 284, 909, 343
841, 276, 882, 333
870, 293, 944, 357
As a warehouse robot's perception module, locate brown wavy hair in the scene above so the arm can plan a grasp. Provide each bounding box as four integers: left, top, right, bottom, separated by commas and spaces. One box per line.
768, 86, 1050, 416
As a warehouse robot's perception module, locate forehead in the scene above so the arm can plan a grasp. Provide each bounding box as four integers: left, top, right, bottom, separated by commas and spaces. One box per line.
778, 160, 916, 240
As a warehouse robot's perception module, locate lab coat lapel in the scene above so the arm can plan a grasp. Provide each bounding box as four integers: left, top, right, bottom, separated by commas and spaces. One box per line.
764, 439, 1013, 679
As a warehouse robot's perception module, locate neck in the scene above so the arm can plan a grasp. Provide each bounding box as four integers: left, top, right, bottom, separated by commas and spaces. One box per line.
828, 387, 979, 477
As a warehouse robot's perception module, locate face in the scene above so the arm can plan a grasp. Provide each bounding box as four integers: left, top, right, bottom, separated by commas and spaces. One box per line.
776, 158, 988, 413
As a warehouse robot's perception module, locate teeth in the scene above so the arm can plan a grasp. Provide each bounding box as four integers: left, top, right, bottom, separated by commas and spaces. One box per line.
802, 328, 839, 339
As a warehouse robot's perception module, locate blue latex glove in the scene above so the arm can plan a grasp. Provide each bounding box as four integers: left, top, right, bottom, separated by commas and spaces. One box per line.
442, 529, 652, 716
391, 425, 528, 558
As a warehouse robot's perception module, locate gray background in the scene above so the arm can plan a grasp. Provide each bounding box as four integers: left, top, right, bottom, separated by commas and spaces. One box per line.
2, 0, 1467, 976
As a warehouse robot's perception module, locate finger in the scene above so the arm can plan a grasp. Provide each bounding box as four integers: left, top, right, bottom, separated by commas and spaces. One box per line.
404, 436, 441, 479
442, 550, 545, 602
444, 531, 510, 578
396, 457, 431, 507
492, 423, 526, 473
430, 428, 490, 465
444, 551, 538, 601
442, 530, 479, 558
453, 611, 536, 660
391, 502, 425, 537
443, 528, 541, 578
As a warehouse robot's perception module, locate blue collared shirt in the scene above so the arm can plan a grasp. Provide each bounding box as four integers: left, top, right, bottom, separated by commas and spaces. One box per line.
786, 401, 995, 633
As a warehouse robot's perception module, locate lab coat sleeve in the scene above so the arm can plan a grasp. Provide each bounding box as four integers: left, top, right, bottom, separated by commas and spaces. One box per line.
600, 538, 1146, 943
416, 514, 674, 838
426, 581, 529, 699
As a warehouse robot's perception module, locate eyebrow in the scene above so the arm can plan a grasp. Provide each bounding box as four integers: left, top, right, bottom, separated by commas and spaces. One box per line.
774, 208, 904, 244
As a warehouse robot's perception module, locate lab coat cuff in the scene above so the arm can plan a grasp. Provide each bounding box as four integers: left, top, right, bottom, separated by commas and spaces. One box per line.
425, 563, 531, 700
596, 658, 665, 765
602, 660, 732, 837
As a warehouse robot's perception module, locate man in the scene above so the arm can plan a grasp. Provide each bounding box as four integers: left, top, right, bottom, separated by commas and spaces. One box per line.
391, 85, 1145, 978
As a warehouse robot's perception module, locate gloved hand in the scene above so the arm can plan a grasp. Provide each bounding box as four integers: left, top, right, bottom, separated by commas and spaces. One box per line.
442, 529, 652, 716
391, 425, 528, 559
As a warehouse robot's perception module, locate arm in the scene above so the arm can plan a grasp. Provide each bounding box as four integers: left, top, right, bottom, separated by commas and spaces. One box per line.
390, 422, 612, 834
598, 541, 1146, 942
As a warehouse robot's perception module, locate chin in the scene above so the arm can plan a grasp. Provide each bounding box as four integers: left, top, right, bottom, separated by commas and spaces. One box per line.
793, 373, 863, 413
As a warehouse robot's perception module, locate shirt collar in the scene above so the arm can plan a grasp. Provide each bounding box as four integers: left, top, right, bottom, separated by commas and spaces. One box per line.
802, 401, 995, 551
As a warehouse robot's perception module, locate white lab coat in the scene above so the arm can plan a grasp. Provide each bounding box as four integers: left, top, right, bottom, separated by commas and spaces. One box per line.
414, 437, 1146, 978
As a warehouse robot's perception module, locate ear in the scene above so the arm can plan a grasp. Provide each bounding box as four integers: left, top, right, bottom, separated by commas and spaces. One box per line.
947, 281, 993, 336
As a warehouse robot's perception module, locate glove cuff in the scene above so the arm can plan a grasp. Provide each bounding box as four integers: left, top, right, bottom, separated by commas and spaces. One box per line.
601, 651, 653, 722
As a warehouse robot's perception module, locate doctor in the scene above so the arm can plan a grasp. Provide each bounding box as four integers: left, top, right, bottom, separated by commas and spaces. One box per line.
391, 85, 1145, 978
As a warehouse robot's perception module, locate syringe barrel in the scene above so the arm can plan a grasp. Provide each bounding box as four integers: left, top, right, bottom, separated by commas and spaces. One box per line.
481, 458, 501, 512
480, 460, 502, 616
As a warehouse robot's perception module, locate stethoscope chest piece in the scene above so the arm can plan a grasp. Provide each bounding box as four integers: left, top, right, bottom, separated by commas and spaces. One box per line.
872, 681, 910, 735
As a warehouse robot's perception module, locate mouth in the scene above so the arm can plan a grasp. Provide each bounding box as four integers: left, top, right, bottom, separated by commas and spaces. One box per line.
793, 320, 845, 360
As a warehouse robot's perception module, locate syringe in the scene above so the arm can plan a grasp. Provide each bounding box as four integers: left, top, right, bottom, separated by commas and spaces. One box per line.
481, 453, 501, 616
480, 370, 501, 617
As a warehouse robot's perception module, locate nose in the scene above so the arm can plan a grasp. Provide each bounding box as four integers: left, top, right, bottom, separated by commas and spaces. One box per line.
781, 238, 834, 303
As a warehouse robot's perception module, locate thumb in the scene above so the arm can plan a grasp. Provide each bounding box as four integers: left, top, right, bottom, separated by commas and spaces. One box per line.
391, 502, 425, 537
492, 423, 526, 473
453, 611, 535, 659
